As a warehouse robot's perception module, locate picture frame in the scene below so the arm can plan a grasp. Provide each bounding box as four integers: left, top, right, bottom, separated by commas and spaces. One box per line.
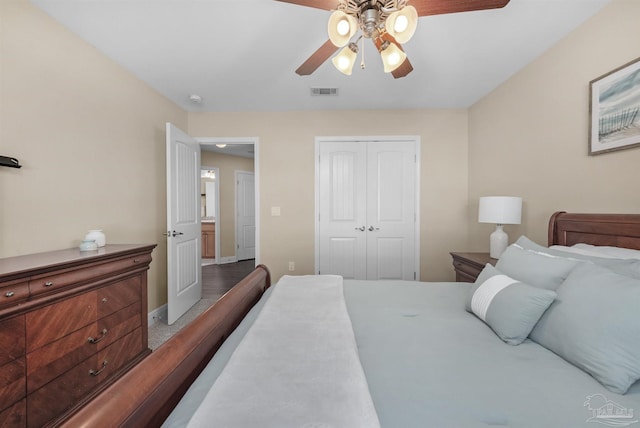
589, 56, 640, 155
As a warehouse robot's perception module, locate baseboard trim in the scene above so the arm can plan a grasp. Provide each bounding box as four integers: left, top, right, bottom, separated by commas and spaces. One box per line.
217, 256, 238, 264
148, 304, 167, 326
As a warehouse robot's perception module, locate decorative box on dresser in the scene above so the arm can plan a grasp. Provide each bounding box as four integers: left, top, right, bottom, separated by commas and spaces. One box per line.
0, 244, 155, 428
450, 252, 496, 283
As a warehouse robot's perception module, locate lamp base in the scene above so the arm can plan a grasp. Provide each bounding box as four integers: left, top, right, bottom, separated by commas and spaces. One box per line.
489, 224, 508, 259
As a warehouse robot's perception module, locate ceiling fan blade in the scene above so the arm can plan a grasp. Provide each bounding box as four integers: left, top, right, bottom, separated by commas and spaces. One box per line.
391, 58, 413, 79
410, 0, 510, 16
295, 40, 339, 76
274, 0, 338, 11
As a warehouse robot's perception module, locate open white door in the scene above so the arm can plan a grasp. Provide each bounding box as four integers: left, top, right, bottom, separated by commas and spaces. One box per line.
166, 123, 202, 325
236, 171, 256, 260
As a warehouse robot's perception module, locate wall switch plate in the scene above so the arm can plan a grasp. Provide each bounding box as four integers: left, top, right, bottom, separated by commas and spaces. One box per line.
271, 206, 281, 216
288, 261, 295, 271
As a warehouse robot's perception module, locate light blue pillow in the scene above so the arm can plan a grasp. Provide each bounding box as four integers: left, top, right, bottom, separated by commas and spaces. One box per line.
466, 264, 557, 345
495, 245, 579, 290
530, 263, 640, 394
515, 236, 640, 279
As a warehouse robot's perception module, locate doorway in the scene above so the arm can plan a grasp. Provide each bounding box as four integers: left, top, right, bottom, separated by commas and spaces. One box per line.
197, 137, 259, 265
200, 166, 219, 266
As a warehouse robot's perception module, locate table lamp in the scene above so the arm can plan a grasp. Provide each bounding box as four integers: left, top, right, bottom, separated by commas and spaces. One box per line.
478, 196, 522, 259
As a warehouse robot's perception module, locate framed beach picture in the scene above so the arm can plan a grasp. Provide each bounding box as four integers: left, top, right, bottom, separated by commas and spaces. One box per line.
589, 57, 640, 155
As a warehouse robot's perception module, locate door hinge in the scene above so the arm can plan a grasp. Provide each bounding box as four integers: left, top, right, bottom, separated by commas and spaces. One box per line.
414, 272, 417, 280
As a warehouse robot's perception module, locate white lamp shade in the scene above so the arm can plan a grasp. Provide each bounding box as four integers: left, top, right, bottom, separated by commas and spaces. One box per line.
379, 42, 407, 73
385, 5, 418, 44
332, 44, 358, 75
328, 11, 357, 47
478, 196, 522, 225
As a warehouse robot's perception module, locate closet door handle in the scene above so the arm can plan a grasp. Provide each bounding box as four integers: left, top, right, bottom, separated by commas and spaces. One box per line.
368, 226, 380, 231
355, 226, 366, 232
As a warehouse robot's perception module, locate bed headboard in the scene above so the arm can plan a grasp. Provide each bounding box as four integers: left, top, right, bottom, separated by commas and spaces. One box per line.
548, 212, 640, 250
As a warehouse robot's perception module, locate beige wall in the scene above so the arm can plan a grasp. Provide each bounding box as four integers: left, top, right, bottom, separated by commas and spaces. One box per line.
468, 0, 640, 251
190, 109, 469, 282
8, 0, 633, 314
200, 151, 255, 259
0, 0, 187, 311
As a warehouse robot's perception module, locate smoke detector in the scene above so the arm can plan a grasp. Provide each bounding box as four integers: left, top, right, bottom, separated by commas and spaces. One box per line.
189, 94, 203, 104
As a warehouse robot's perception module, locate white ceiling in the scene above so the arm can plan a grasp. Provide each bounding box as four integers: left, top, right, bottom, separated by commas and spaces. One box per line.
30, 0, 611, 113
201, 143, 255, 158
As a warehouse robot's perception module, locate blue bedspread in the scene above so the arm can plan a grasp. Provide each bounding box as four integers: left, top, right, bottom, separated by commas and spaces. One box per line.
164, 280, 640, 428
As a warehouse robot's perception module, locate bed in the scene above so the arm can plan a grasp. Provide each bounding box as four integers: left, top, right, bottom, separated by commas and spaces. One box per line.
60, 212, 640, 427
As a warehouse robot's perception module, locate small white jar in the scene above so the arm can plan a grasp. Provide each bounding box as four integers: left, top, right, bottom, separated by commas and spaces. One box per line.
85, 230, 106, 247
79, 239, 98, 251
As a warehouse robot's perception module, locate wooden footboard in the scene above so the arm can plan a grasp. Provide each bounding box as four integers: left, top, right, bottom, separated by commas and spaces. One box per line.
59, 264, 271, 428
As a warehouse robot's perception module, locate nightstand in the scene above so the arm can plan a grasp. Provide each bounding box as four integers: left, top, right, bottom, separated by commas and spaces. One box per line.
450, 252, 496, 283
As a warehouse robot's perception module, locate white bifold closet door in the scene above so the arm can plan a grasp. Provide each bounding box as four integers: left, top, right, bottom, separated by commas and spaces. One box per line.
318, 140, 417, 280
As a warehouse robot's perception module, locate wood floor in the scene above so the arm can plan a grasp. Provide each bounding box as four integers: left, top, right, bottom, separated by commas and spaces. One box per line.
202, 259, 257, 299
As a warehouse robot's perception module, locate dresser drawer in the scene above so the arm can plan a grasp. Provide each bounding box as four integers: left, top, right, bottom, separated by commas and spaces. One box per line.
26, 323, 97, 393
0, 281, 29, 310
25, 291, 97, 352
0, 399, 26, 428
0, 358, 25, 413
97, 302, 141, 350
28, 252, 152, 297
97, 276, 141, 319
26, 303, 141, 392
26, 328, 143, 428
0, 316, 25, 366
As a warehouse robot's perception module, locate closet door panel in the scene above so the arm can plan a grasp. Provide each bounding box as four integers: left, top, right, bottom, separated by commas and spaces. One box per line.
318, 142, 367, 278
366, 142, 416, 280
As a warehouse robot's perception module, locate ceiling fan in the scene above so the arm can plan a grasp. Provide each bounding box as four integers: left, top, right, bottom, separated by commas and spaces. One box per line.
276, 0, 511, 78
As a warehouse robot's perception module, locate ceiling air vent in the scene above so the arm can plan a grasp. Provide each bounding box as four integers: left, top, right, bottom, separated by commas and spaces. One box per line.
311, 87, 339, 96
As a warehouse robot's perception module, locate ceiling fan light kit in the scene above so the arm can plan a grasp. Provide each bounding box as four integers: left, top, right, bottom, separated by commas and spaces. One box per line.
328, 10, 357, 47
385, 5, 417, 44
379, 40, 406, 73
278, 0, 511, 79
332, 42, 359, 75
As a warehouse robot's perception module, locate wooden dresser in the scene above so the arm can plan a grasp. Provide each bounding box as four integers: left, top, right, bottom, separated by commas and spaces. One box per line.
0, 244, 155, 427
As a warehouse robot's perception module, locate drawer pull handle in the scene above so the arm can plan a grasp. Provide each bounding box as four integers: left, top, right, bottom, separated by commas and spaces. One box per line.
102, 297, 108, 303
5, 291, 14, 297
89, 360, 108, 376
133, 259, 140, 263
44, 281, 54, 287
88, 329, 108, 344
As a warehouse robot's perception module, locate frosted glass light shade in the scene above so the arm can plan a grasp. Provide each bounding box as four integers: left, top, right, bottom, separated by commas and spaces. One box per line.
328, 11, 357, 47
385, 5, 418, 44
379, 42, 407, 73
332, 44, 358, 75
478, 196, 522, 225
